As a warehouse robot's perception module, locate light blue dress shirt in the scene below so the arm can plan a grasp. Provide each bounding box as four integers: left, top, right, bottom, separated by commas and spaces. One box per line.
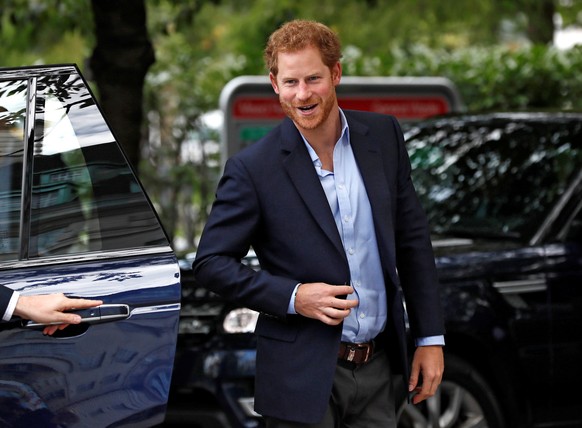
290, 109, 444, 347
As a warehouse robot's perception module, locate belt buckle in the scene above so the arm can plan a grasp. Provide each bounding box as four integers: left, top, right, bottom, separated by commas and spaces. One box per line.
360, 342, 372, 363
344, 342, 373, 364
364, 343, 372, 362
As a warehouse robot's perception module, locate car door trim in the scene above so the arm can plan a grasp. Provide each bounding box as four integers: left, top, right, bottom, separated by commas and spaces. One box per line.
492, 278, 547, 294
0, 245, 175, 270
130, 303, 182, 318
19, 76, 37, 260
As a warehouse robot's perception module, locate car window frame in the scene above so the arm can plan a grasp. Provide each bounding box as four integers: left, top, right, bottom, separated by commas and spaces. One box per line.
0, 64, 174, 271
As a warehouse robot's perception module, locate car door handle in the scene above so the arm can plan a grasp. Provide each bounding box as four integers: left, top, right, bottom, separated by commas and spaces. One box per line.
24, 304, 130, 328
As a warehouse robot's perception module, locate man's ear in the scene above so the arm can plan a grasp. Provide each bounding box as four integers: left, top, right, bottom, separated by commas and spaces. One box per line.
331, 62, 342, 87
269, 72, 280, 94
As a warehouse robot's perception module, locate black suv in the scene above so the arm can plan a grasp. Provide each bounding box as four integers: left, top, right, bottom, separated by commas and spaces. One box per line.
164, 112, 582, 428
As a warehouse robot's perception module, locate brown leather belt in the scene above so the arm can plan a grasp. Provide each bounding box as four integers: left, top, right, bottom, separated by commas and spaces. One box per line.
337, 341, 375, 365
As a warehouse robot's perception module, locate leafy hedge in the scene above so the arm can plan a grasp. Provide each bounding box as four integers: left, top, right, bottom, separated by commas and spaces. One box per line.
342, 44, 582, 112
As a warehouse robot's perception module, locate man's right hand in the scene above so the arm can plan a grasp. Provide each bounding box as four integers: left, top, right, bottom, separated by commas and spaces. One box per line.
14, 294, 103, 335
294, 283, 358, 325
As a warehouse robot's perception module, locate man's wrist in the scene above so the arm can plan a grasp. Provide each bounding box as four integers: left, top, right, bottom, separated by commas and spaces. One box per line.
287, 283, 302, 314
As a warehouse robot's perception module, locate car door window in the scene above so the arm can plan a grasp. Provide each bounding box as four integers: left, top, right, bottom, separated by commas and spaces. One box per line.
0, 80, 26, 261
406, 119, 582, 240
28, 73, 168, 258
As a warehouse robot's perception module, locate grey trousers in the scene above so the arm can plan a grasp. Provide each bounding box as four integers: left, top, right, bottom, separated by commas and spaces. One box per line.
264, 351, 396, 428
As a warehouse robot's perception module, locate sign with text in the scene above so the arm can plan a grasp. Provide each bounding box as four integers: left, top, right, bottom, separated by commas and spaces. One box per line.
220, 75, 463, 164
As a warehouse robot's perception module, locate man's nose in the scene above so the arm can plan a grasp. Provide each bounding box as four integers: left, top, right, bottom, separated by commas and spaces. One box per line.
296, 81, 311, 100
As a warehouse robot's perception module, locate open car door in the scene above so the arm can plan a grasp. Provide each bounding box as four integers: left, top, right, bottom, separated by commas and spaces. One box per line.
0, 64, 180, 427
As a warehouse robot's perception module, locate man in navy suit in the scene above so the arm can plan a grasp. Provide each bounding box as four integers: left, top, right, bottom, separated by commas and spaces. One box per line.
193, 19, 445, 427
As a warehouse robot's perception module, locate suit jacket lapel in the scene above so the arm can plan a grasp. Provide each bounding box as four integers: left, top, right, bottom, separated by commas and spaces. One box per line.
279, 119, 346, 260
348, 115, 397, 275
348, 117, 392, 219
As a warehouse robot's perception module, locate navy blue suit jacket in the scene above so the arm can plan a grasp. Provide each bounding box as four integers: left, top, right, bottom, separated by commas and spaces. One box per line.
0, 286, 13, 317
193, 110, 445, 423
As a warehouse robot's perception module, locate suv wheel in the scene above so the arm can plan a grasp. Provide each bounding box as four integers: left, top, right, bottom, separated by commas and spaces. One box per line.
397, 355, 505, 428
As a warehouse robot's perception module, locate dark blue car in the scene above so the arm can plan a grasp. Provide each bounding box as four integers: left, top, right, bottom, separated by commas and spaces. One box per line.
0, 65, 181, 427
167, 112, 582, 428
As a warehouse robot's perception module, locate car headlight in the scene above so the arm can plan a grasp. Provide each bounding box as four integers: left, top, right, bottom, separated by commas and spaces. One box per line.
223, 308, 259, 333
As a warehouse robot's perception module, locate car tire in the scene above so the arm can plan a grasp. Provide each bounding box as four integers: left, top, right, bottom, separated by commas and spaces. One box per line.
397, 354, 505, 428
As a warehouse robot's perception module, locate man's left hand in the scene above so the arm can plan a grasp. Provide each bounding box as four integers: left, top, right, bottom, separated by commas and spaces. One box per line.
408, 345, 444, 404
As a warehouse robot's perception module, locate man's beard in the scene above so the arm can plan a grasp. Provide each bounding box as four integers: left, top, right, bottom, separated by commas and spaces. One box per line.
279, 91, 336, 131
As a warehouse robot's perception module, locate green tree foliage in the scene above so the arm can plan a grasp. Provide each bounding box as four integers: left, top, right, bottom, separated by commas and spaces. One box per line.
0, 0, 93, 66
2, 0, 582, 249
342, 43, 582, 110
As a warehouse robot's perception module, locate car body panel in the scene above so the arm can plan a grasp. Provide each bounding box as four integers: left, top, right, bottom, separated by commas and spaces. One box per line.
0, 64, 181, 426
0, 255, 180, 427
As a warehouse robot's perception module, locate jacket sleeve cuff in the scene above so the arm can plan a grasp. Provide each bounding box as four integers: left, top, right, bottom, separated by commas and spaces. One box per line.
287, 283, 302, 314
3, 291, 20, 321
415, 335, 445, 347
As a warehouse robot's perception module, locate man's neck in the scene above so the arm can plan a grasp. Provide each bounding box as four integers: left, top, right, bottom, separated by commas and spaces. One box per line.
297, 109, 342, 171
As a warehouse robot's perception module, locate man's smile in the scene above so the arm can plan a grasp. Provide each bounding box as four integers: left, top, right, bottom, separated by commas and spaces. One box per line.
297, 103, 317, 112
